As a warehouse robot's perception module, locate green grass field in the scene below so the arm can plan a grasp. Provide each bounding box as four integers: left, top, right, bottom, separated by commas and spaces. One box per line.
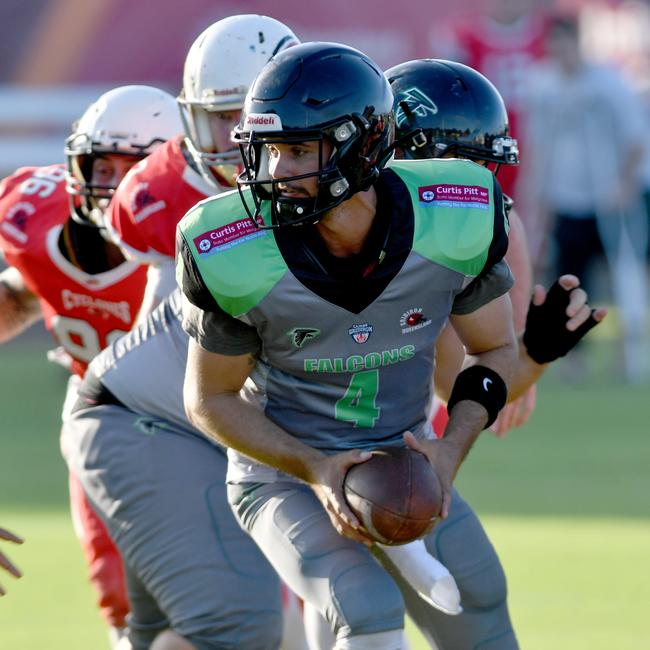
1, 330, 649, 649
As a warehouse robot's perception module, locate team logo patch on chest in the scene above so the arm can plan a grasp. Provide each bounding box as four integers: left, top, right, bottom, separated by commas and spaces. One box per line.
348, 322, 373, 344
193, 218, 267, 255
400, 308, 431, 334
418, 184, 489, 210
288, 327, 321, 348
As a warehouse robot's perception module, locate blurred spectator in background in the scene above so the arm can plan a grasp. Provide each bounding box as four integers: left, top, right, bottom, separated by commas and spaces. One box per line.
433, 0, 549, 198
520, 13, 649, 383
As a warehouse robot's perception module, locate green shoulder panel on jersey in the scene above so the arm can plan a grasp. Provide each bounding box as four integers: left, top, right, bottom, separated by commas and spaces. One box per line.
387, 158, 507, 276
176, 189, 288, 317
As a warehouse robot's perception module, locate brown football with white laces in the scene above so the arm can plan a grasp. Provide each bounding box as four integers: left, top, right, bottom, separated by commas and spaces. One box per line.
343, 446, 443, 545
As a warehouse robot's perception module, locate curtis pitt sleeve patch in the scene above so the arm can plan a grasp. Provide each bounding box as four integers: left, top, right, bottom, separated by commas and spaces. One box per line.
451, 175, 512, 314
176, 227, 262, 356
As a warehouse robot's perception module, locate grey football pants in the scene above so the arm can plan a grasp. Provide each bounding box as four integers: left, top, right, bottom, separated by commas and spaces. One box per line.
229, 480, 518, 649
63, 405, 283, 650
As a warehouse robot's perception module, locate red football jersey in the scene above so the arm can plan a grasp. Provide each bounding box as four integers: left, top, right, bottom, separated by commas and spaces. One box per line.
105, 136, 219, 263
0, 164, 147, 376
451, 15, 548, 115
446, 13, 549, 195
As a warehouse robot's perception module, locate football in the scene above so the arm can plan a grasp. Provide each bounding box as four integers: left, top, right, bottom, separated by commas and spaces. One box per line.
343, 446, 443, 545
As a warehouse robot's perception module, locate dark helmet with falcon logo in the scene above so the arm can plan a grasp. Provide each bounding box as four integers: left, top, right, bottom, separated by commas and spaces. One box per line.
385, 59, 518, 168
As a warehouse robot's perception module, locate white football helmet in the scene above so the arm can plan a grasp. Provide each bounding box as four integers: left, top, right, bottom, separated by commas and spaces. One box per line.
65, 84, 182, 227
178, 14, 299, 189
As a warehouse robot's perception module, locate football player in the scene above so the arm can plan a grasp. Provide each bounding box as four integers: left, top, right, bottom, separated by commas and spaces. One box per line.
62, 291, 288, 650
64, 14, 309, 650
103, 14, 300, 317
176, 42, 604, 650
62, 51, 604, 649
0, 85, 182, 646
387, 58, 532, 436
354, 58, 595, 649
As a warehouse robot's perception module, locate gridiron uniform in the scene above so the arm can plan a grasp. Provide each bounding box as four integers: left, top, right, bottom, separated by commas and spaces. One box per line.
0, 163, 148, 627
177, 158, 518, 647
0, 165, 147, 374
62, 291, 283, 650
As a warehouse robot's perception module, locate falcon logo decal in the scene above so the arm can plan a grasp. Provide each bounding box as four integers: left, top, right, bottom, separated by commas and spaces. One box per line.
395, 87, 438, 128
288, 327, 321, 348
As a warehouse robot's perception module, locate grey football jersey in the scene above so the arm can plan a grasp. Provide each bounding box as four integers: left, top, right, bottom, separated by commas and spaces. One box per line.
178, 159, 512, 483
87, 289, 192, 432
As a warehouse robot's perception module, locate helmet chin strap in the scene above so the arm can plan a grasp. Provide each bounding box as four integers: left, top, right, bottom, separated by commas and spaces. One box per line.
87, 204, 107, 229
68, 191, 109, 229
274, 195, 319, 225
272, 170, 353, 227
387, 128, 427, 160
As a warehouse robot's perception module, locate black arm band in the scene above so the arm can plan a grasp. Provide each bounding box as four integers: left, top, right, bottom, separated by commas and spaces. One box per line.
446, 365, 508, 430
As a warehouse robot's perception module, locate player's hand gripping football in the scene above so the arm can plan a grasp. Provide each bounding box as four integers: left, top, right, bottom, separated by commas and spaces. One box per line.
402, 431, 457, 519
309, 450, 376, 545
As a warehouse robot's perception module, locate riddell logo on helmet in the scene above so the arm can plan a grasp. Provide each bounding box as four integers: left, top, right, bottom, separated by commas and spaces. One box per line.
205, 86, 247, 97
244, 113, 282, 132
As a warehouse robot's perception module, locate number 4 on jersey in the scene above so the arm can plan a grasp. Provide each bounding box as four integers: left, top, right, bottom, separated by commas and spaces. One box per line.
335, 370, 380, 428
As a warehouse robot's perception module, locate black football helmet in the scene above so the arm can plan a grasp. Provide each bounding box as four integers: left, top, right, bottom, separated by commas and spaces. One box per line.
234, 42, 394, 228
385, 59, 519, 167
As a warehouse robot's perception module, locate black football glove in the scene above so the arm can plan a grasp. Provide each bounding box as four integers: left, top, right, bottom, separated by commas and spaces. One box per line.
523, 280, 600, 364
